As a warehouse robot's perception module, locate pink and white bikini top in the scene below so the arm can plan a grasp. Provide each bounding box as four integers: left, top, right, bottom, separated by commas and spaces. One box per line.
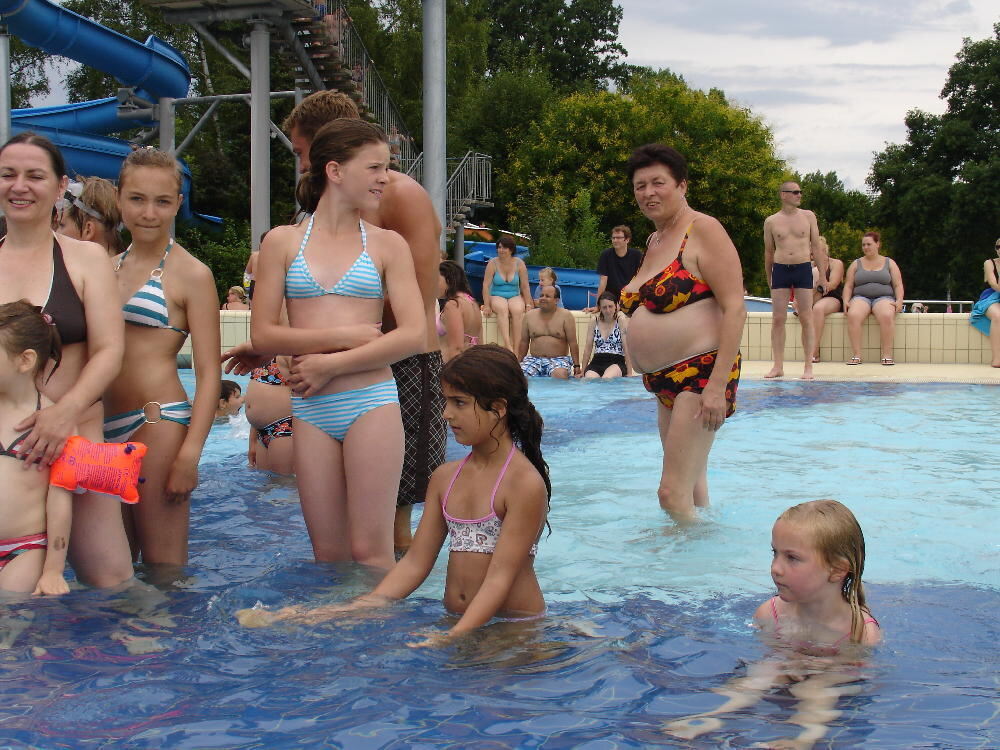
442, 444, 536, 556
769, 596, 878, 653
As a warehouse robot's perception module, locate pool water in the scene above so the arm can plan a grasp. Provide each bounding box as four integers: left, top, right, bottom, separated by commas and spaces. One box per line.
0, 377, 996, 748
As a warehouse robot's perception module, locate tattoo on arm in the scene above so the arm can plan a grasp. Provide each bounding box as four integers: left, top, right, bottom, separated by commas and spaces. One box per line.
53, 536, 67, 551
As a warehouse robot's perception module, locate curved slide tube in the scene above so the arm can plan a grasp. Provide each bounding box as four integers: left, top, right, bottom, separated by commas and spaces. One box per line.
1, 0, 209, 219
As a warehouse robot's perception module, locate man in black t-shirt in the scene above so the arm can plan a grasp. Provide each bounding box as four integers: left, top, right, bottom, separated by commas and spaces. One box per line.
589, 225, 642, 311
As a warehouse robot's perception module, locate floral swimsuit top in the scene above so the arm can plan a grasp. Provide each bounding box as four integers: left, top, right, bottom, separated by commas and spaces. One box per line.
619, 222, 714, 316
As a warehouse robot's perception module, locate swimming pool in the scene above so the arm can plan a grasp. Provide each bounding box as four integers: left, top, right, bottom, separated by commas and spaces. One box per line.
1, 377, 996, 747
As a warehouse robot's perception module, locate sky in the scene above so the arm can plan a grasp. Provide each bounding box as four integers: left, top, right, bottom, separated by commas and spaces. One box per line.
617, 0, 998, 190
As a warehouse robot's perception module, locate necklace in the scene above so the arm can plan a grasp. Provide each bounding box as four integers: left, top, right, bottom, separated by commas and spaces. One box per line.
650, 202, 689, 249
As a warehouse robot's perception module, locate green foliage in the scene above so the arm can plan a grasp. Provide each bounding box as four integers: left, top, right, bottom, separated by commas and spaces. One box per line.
451, 62, 559, 227
9, 39, 51, 107
507, 70, 785, 293
347, 0, 490, 145
484, 0, 628, 91
797, 171, 874, 231
177, 220, 252, 301
869, 23, 1000, 299
526, 187, 605, 269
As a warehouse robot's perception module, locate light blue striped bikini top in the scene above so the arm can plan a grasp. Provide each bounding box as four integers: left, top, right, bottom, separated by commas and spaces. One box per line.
115, 240, 189, 336
285, 215, 383, 300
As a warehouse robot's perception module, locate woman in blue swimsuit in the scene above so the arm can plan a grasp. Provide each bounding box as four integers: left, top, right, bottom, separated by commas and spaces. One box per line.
482, 236, 532, 353
251, 119, 424, 571
105, 148, 221, 569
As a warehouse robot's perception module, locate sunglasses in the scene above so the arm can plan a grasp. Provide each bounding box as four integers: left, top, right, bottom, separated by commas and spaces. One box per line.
781, 190, 803, 195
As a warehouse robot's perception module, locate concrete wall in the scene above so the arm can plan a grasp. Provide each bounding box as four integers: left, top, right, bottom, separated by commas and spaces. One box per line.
196, 309, 994, 366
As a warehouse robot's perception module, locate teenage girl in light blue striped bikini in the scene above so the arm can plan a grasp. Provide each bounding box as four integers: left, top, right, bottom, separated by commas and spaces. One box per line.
250, 119, 424, 570
104, 148, 221, 568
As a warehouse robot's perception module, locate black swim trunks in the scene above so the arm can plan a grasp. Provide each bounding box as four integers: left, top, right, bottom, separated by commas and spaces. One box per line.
391, 352, 447, 507
770, 261, 813, 290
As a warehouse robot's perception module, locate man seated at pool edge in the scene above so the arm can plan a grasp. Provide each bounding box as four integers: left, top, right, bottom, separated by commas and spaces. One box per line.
517, 286, 580, 378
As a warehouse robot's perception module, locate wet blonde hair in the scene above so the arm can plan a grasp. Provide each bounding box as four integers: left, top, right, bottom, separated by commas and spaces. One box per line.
778, 499, 871, 643
118, 147, 183, 193
64, 177, 124, 254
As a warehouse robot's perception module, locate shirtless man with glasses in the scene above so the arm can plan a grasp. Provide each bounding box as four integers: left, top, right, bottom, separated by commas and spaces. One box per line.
763, 181, 828, 380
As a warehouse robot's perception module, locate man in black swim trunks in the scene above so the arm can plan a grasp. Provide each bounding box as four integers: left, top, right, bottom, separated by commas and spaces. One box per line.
763, 181, 828, 380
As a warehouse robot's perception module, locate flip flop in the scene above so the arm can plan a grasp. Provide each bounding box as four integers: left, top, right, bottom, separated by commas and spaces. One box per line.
846, 357, 862, 365
881, 357, 895, 366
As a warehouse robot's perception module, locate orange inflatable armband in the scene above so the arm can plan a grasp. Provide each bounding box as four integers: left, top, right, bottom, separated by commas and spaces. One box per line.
49, 436, 147, 504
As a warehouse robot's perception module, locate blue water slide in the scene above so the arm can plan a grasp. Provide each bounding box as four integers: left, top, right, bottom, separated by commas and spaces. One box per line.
0, 0, 189, 98
1, 0, 204, 216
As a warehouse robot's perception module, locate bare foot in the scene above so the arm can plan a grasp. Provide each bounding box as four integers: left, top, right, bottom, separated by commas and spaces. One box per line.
801, 366, 814, 380
764, 366, 784, 379
664, 716, 723, 739
992, 361, 1000, 368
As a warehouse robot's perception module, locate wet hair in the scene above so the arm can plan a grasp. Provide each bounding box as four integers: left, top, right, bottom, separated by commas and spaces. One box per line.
294, 119, 387, 215
863, 231, 881, 245
227, 286, 248, 303
220, 380, 242, 402
612, 225, 631, 241
596, 291, 619, 320
62, 177, 124, 254
497, 236, 517, 253
627, 143, 688, 184
441, 345, 551, 505
0, 131, 67, 179
282, 91, 361, 140
0, 299, 62, 381
118, 147, 183, 194
439, 260, 473, 301
538, 266, 557, 284
778, 499, 871, 643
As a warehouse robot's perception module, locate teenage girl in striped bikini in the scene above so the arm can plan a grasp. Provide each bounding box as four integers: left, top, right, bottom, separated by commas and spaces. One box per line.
250, 119, 424, 571
104, 148, 221, 568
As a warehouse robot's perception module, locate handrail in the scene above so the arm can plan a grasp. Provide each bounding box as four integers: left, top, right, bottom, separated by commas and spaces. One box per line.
301, 1, 416, 166
444, 151, 492, 229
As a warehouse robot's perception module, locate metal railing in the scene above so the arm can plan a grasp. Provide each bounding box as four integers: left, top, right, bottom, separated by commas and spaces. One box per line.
303, 0, 417, 167
445, 151, 492, 229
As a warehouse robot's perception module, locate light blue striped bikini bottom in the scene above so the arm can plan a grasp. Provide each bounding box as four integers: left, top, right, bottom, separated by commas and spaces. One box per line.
291, 380, 399, 443
104, 400, 192, 443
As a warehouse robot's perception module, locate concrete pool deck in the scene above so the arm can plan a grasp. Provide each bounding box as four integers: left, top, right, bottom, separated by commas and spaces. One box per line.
739, 359, 1000, 384
205, 310, 999, 383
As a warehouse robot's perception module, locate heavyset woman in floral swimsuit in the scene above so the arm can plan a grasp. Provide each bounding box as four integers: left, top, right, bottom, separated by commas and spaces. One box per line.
619, 144, 746, 522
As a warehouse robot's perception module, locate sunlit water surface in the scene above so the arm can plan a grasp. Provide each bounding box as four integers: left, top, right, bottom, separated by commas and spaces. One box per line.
0, 376, 996, 748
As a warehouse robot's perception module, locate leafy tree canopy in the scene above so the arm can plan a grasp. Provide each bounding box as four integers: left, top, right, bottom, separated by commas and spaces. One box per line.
868, 23, 1000, 299
485, 0, 628, 91
506, 69, 785, 293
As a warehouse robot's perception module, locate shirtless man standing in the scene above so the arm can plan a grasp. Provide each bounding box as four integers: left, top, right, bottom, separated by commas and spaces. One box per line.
516, 286, 580, 378
763, 181, 828, 380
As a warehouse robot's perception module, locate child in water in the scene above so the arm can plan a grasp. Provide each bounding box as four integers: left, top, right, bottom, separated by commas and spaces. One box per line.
239, 345, 550, 644
0, 301, 72, 595
666, 499, 880, 745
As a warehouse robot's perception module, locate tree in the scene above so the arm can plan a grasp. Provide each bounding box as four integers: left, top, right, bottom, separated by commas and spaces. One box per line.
506, 70, 785, 292
10, 39, 51, 107
797, 171, 873, 232
485, 0, 628, 91
869, 23, 1000, 300
346, 0, 490, 145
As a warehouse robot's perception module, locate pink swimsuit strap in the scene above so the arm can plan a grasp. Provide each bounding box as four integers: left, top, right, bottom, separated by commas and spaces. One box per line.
442, 444, 516, 522
769, 596, 877, 645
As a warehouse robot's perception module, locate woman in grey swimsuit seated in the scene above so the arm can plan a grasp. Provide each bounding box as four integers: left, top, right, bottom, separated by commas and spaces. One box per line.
105, 148, 220, 568
0, 132, 132, 588
842, 231, 904, 366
